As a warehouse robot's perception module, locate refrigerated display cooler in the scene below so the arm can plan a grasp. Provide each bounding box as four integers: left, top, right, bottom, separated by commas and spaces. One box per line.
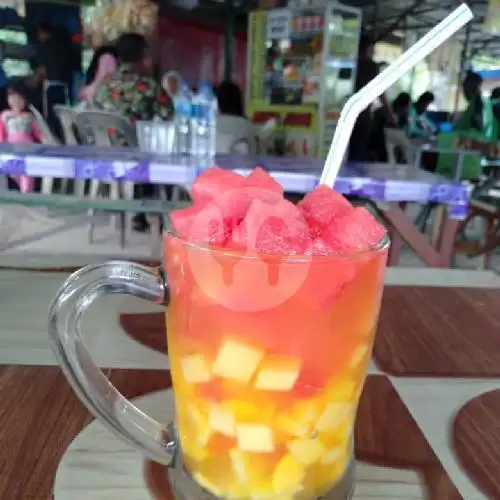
246, 2, 361, 158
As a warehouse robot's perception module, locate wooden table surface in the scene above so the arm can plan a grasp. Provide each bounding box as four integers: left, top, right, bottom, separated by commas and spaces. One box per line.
1, 270, 500, 500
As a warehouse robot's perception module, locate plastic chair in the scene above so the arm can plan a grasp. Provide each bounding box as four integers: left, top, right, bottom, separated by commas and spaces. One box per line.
53, 105, 85, 197
216, 115, 257, 155
74, 110, 138, 248
42, 80, 70, 119
435, 132, 483, 181
256, 118, 277, 154
29, 105, 67, 195
384, 128, 415, 164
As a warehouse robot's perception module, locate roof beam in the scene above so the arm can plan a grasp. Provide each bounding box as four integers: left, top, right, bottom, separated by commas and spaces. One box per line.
374, 0, 427, 40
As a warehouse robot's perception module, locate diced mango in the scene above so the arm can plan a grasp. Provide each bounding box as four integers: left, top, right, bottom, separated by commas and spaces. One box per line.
254, 356, 301, 391
229, 449, 248, 484
187, 403, 213, 446
193, 472, 222, 496
291, 398, 323, 424
321, 446, 344, 465
236, 424, 274, 452
275, 414, 310, 438
328, 379, 356, 401
272, 454, 305, 494
320, 418, 352, 447
180, 354, 212, 383
316, 402, 353, 432
303, 464, 338, 497
182, 441, 209, 463
224, 399, 277, 422
230, 448, 280, 494
288, 438, 326, 465
349, 344, 369, 368
213, 339, 265, 383
209, 404, 235, 436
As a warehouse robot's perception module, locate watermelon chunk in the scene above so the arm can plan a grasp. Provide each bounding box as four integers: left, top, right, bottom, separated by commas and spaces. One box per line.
322, 207, 386, 253
191, 167, 246, 202
170, 202, 229, 246
245, 167, 283, 194
192, 167, 283, 234
308, 237, 331, 256
229, 199, 311, 255
299, 185, 352, 237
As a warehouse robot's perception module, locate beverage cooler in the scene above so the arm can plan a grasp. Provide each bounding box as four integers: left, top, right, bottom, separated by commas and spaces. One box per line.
246, 2, 361, 158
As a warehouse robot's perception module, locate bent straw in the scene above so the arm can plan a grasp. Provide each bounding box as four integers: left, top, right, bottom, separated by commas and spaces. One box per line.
320, 3, 473, 188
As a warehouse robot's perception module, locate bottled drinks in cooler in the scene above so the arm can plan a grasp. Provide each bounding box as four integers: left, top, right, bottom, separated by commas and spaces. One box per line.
190, 82, 217, 162
174, 83, 192, 155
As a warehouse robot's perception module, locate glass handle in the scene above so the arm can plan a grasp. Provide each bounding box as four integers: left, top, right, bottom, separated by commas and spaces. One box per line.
48, 261, 178, 466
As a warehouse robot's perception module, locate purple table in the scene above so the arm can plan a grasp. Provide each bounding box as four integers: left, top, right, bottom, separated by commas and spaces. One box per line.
0, 144, 471, 267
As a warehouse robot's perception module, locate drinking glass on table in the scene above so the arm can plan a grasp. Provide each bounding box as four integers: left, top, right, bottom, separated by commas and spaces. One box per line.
48, 207, 388, 498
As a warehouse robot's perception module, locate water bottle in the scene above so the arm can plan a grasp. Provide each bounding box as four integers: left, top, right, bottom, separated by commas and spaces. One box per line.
174, 83, 192, 155
190, 82, 218, 161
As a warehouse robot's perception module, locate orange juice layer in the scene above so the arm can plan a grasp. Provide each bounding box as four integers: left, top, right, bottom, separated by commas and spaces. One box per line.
165, 241, 386, 499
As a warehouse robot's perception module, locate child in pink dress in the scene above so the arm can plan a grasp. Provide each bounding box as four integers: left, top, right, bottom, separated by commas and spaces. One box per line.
0, 83, 43, 192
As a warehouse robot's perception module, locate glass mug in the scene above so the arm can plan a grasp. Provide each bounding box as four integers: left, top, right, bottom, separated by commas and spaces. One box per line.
49, 232, 389, 500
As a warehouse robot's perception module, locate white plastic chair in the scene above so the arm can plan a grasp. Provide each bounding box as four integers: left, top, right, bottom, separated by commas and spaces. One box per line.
216, 115, 257, 155
384, 128, 415, 164
74, 110, 138, 247
53, 105, 85, 197
256, 118, 277, 154
42, 80, 70, 118
29, 104, 66, 194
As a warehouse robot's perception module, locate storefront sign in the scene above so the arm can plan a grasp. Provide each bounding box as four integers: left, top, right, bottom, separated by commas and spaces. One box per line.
266, 8, 291, 40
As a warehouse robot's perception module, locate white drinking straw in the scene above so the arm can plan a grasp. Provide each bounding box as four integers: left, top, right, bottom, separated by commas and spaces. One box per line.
320, 3, 473, 187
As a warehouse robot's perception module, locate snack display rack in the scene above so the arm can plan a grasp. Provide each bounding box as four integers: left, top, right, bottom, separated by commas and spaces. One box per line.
246, 2, 361, 158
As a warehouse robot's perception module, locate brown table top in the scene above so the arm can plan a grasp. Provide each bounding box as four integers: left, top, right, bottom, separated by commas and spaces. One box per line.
2, 279, 500, 499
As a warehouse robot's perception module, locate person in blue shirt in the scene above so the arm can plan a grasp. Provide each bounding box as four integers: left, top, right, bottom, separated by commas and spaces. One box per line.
408, 91, 437, 138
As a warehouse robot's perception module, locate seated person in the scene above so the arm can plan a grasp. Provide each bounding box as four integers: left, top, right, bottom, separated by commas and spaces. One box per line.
94, 32, 174, 232
216, 80, 256, 154
454, 71, 492, 137
79, 45, 118, 103
0, 82, 43, 192
490, 87, 500, 139
408, 91, 437, 138
94, 32, 173, 124
369, 92, 411, 162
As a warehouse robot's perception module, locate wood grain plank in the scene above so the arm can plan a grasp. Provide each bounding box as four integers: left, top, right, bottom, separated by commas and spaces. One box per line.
374, 287, 500, 377
0, 366, 171, 500
453, 389, 500, 499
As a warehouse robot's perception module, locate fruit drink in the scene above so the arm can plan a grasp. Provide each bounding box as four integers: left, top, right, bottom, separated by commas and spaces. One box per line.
165, 167, 388, 499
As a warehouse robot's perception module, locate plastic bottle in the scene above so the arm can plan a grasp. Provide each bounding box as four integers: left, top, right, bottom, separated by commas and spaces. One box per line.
190, 82, 218, 161
174, 83, 192, 155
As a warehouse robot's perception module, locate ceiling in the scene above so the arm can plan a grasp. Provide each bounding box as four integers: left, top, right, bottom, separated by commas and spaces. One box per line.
348, 0, 500, 58
161, 0, 500, 59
